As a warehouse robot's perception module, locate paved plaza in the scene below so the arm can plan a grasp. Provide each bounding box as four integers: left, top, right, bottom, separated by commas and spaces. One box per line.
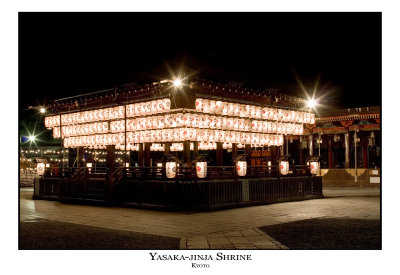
20, 187, 380, 249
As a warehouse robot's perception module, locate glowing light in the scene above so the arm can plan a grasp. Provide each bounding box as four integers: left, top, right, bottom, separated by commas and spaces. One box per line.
28, 135, 36, 142
307, 99, 317, 108
173, 79, 182, 87
40, 107, 46, 113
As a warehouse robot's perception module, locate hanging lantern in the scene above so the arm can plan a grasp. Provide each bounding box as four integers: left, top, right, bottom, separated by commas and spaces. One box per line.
196, 162, 207, 178
280, 161, 289, 175
209, 100, 216, 113
310, 113, 316, 124
237, 161, 247, 177
195, 98, 203, 111
255, 106, 262, 119
36, 163, 45, 176
227, 103, 234, 116
165, 162, 177, 178
310, 161, 320, 175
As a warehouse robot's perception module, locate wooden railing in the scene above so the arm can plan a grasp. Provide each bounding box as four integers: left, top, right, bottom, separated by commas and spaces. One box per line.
118, 164, 311, 181
37, 165, 321, 209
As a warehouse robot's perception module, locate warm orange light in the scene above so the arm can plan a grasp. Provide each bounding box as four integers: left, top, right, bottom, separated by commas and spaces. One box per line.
173, 79, 182, 87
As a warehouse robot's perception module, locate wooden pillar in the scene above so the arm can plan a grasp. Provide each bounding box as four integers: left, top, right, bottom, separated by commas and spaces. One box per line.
270, 146, 279, 176
232, 143, 238, 162
328, 136, 333, 168
245, 144, 252, 164
183, 140, 191, 166
299, 139, 304, 165
344, 132, 350, 168
138, 143, 144, 166
144, 143, 151, 167
106, 145, 116, 174
270, 146, 278, 163
76, 146, 84, 167
216, 142, 223, 166
362, 134, 368, 168
308, 135, 314, 156
193, 141, 199, 156
164, 143, 170, 154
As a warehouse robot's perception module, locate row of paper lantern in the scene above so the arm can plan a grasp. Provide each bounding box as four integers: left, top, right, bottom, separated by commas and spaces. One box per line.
62, 131, 284, 148
44, 99, 171, 128
166, 161, 208, 179
48, 111, 305, 135
195, 98, 315, 124
107, 116, 303, 135
52, 122, 109, 138
115, 142, 224, 152
165, 160, 296, 178
45, 97, 313, 129
166, 160, 301, 178
53, 118, 303, 138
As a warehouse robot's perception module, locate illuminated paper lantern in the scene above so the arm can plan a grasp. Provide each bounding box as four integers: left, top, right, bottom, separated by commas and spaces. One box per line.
310, 161, 320, 175
196, 162, 207, 178
249, 106, 255, 118
255, 107, 262, 119
233, 118, 239, 130
37, 163, 45, 176
256, 120, 263, 132
221, 102, 228, 115
195, 98, 203, 111
280, 161, 289, 175
203, 99, 210, 113
298, 125, 304, 135
281, 123, 287, 135
209, 100, 216, 113
215, 101, 223, 114
261, 108, 268, 119
283, 110, 290, 122
278, 135, 284, 146
44, 117, 50, 128
237, 161, 247, 177
268, 108, 276, 120
227, 103, 234, 116
233, 104, 241, 116
310, 113, 316, 124
277, 123, 282, 134
188, 128, 197, 141
289, 111, 296, 122
305, 113, 311, 124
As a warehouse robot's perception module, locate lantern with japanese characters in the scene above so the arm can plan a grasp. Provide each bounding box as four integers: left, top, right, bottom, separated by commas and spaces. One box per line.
307, 156, 321, 175
36, 163, 45, 176
280, 161, 289, 175
196, 162, 207, 178
236, 161, 247, 177
166, 162, 177, 178
310, 162, 320, 175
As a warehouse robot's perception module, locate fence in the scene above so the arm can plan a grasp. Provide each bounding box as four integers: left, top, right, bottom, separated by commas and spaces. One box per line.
36, 165, 322, 210
37, 167, 108, 201
321, 168, 380, 187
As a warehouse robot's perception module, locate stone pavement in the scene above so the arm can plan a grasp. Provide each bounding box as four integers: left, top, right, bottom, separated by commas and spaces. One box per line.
20, 187, 380, 249
181, 228, 287, 249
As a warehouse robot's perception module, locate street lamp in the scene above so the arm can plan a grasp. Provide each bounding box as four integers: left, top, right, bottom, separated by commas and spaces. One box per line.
306, 98, 317, 109
28, 135, 36, 142
40, 107, 46, 114
173, 78, 182, 87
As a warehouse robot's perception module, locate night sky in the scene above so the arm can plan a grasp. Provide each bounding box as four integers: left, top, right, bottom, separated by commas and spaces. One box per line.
19, 12, 381, 141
